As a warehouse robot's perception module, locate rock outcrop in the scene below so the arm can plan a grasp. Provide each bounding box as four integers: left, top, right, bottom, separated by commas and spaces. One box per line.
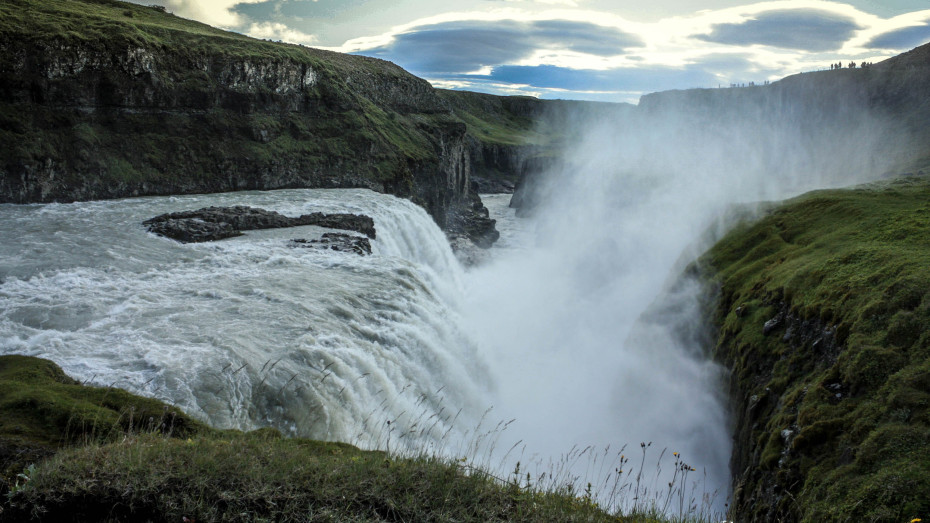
725, 300, 845, 522
700, 178, 930, 521
290, 234, 372, 256
143, 205, 375, 243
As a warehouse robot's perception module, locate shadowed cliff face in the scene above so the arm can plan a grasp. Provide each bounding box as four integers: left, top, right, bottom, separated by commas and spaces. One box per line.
0, 0, 515, 247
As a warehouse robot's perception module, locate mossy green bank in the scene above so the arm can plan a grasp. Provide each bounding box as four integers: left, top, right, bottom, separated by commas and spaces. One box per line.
700, 176, 930, 522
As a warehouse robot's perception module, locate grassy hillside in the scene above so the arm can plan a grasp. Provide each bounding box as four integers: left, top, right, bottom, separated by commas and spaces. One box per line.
0, 0, 434, 197
701, 176, 930, 522
0, 355, 704, 522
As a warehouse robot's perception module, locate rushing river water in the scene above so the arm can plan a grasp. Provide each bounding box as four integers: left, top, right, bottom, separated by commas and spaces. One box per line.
0, 189, 491, 452
0, 187, 735, 513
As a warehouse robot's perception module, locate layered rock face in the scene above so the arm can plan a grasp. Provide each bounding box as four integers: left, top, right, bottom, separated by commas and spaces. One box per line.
0, 0, 503, 246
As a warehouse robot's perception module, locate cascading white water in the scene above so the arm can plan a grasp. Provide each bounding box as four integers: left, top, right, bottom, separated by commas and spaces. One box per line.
0, 189, 488, 451
0, 92, 906, 516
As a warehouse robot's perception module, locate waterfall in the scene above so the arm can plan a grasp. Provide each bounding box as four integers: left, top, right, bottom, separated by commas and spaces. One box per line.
0, 189, 487, 452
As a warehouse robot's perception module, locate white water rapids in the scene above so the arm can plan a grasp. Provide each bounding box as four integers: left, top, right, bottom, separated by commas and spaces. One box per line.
0, 189, 489, 452
0, 186, 736, 512
0, 148, 896, 514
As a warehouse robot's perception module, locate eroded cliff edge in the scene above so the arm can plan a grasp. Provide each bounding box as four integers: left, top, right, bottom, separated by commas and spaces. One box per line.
699, 179, 930, 522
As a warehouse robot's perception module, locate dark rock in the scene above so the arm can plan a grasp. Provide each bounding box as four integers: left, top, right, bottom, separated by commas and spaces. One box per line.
444, 192, 500, 250
448, 237, 490, 267
470, 176, 515, 194
143, 206, 376, 243
762, 313, 784, 335
145, 206, 296, 231
724, 300, 847, 521
290, 233, 371, 256
298, 212, 376, 239
145, 217, 242, 243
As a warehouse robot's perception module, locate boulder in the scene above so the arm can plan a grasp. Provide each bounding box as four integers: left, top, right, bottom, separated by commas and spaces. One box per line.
144, 217, 242, 243
143, 206, 376, 243
290, 233, 372, 256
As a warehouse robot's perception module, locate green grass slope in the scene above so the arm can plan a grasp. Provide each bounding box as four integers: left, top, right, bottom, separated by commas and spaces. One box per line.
700, 176, 930, 522
0, 355, 206, 495
1, 355, 696, 522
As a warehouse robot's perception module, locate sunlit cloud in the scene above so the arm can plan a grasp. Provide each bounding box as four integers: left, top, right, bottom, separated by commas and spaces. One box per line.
132, 0, 930, 102
360, 19, 642, 74
246, 21, 318, 44
694, 8, 861, 51
156, 0, 267, 28
865, 20, 930, 50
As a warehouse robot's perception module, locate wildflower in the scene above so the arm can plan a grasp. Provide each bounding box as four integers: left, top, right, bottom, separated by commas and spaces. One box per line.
910, 519, 922, 523
673, 452, 679, 457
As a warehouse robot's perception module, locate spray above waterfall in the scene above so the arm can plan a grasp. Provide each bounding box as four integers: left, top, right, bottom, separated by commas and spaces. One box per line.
462, 83, 913, 510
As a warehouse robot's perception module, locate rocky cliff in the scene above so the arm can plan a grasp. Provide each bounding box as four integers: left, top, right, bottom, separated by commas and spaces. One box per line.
0, 0, 567, 249
509, 43, 930, 218
637, 47, 930, 176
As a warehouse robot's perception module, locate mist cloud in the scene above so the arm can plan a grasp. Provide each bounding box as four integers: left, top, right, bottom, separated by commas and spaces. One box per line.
530, 20, 643, 55
695, 8, 862, 51
465, 67, 914, 513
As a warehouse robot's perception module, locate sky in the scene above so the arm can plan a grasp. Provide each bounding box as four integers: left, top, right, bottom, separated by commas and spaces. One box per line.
136, 0, 930, 103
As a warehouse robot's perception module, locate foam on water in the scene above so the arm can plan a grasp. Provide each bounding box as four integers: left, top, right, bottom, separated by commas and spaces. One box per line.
0, 189, 485, 450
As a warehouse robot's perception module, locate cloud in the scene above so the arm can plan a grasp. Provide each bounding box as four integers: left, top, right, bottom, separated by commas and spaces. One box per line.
158, 0, 267, 28
426, 63, 720, 98
502, 0, 579, 5
865, 22, 930, 49
494, 64, 721, 92
234, 0, 362, 22
695, 8, 862, 51
531, 20, 643, 55
363, 20, 536, 73
361, 18, 642, 74
246, 21, 318, 44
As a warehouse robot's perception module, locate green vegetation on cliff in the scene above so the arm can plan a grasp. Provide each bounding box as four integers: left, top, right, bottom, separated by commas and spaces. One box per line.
0, 0, 444, 202
701, 176, 930, 522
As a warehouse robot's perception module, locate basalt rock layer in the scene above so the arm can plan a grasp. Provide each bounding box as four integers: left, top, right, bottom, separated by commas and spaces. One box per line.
0, 0, 568, 247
